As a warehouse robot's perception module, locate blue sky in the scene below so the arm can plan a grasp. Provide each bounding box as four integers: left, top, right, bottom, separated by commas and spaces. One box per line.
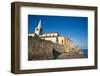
28, 15, 88, 49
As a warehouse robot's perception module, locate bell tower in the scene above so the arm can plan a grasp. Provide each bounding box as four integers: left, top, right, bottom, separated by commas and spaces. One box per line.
35, 20, 42, 35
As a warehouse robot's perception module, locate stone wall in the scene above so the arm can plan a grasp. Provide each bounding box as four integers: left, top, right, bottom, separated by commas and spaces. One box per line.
28, 36, 65, 60
28, 36, 85, 60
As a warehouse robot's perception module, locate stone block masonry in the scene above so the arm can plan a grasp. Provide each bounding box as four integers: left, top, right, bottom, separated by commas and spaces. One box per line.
28, 36, 85, 60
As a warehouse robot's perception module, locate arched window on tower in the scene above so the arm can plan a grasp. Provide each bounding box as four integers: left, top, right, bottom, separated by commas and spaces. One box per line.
36, 29, 39, 31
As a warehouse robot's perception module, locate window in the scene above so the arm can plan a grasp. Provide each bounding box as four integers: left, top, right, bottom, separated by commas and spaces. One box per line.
36, 29, 39, 31
62, 40, 63, 44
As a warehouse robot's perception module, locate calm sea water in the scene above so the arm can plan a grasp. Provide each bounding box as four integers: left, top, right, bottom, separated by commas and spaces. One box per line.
82, 49, 88, 58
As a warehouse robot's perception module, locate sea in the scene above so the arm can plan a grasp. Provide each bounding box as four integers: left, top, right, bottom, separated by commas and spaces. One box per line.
82, 49, 88, 58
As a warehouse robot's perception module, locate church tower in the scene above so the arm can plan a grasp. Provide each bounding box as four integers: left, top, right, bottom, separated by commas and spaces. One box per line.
35, 20, 42, 35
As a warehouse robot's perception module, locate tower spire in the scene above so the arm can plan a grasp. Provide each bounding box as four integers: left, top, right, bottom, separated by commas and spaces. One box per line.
35, 20, 42, 35
37, 19, 41, 28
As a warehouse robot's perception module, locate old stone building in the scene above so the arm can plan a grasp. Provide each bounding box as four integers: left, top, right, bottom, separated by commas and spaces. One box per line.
28, 20, 85, 60
28, 20, 75, 47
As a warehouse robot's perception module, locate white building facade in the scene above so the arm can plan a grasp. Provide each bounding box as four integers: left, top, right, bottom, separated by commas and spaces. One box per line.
28, 20, 76, 47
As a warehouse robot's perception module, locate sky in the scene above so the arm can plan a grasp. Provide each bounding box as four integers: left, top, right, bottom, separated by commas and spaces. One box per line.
28, 15, 88, 49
